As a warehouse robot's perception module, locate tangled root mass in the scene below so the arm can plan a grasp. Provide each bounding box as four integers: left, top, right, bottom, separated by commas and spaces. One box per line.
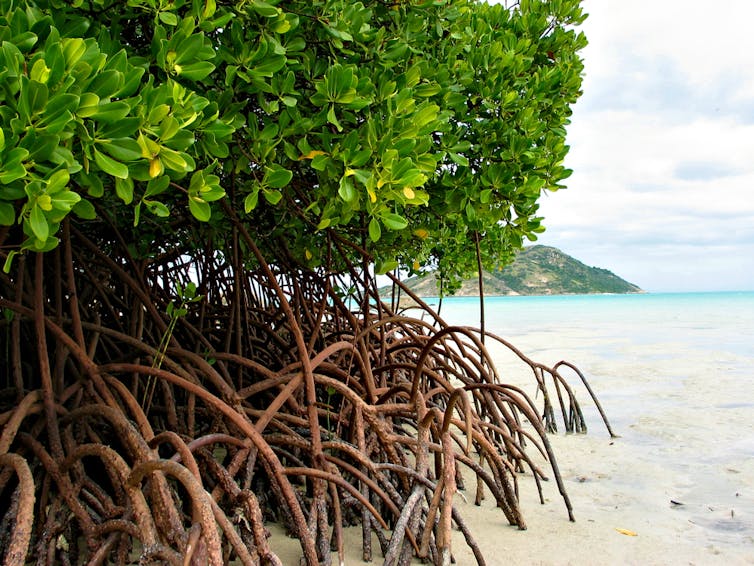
0, 222, 613, 565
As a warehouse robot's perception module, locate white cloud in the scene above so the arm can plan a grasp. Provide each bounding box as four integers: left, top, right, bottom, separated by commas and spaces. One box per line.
535, 0, 754, 291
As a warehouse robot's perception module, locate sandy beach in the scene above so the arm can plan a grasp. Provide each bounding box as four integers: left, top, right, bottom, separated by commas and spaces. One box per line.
450, 328, 754, 565
270, 295, 754, 565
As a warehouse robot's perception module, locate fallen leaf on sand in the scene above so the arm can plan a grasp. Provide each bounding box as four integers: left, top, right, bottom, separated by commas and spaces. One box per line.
615, 528, 638, 536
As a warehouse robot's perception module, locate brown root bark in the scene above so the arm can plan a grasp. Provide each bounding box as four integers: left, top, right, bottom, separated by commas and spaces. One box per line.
0, 224, 612, 565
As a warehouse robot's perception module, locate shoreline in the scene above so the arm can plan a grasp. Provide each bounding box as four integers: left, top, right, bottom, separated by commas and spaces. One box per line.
269, 295, 754, 565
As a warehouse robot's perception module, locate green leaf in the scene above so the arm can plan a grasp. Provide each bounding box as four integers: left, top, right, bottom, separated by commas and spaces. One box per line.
30, 59, 49, 83
12, 32, 39, 53
93, 148, 129, 179
338, 176, 356, 203
244, 190, 259, 212
184, 281, 197, 300
101, 138, 143, 162
28, 134, 60, 163
23, 80, 49, 119
78, 171, 104, 198
99, 118, 141, 139
0, 162, 27, 185
311, 154, 329, 171
115, 177, 134, 204
250, 55, 287, 76
51, 190, 81, 212
414, 83, 442, 97
146, 104, 169, 127
37, 195, 53, 211
144, 199, 170, 217
259, 123, 279, 141
326, 105, 343, 132
60, 37, 85, 66
448, 152, 469, 167
46, 170, 70, 194
250, 0, 280, 17
29, 205, 49, 242
89, 70, 124, 99
349, 150, 372, 168
159, 11, 179, 26
44, 42, 66, 85
91, 101, 131, 124
72, 198, 96, 219
76, 93, 101, 118
175, 61, 215, 81
263, 189, 282, 205
145, 175, 170, 198
197, 180, 224, 202
41, 93, 79, 125
381, 212, 408, 231
264, 165, 292, 189
159, 147, 190, 172
368, 217, 381, 242
189, 196, 211, 221
3, 250, 20, 274
158, 116, 180, 141
0, 184, 25, 201
375, 258, 399, 275
202, 0, 217, 19
412, 103, 439, 128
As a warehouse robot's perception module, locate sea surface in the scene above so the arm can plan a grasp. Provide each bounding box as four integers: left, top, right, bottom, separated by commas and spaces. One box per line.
423, 291, 754, 354
419, 291, 754, 559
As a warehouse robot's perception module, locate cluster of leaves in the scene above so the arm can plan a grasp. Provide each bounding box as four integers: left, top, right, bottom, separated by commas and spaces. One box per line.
0, 0, 587, 286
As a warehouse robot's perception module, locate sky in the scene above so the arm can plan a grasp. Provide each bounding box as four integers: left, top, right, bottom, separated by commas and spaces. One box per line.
529, 1, 754, 292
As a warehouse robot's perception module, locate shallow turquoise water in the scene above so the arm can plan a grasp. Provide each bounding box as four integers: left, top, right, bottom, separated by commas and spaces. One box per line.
423, 291, 754, 358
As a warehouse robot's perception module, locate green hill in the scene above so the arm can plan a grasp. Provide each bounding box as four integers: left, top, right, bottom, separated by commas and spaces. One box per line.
395, 245, 643, 296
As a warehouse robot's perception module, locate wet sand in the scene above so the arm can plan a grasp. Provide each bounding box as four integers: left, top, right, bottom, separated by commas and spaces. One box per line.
270, 321, 754, 565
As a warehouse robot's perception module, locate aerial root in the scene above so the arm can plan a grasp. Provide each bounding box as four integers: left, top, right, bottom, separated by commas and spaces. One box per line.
0, 230, 612, 565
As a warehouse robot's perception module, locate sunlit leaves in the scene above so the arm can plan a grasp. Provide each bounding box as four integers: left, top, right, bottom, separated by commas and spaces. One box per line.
188, 169, 224, 221
115, 178, 134, 204
0, 0, 585, 284
0, 3, 231, 253
29, 205, 48, 242
381, 213, 408, 231
368, 218, 381, 242
157, 20, 216, 81
93, 149, 129, 179
264, 165, 293, 189
311, 65, 360, 106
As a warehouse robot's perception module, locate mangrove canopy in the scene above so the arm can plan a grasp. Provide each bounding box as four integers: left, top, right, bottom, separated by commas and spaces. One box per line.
0, 0, 606, 564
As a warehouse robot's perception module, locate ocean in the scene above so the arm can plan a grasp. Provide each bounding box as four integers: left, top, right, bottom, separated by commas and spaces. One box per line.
423, 291, 754, 351
419, 291, 754, 562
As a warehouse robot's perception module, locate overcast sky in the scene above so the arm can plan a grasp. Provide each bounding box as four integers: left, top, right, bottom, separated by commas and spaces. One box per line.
531, 1, 754, 292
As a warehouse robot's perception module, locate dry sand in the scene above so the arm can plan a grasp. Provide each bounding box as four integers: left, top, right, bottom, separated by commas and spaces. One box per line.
269, 331, 754, 565
453, 334, 754, 566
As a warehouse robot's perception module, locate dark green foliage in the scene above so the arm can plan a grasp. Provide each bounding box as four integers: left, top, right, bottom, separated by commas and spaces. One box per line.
0, 0, 587, 283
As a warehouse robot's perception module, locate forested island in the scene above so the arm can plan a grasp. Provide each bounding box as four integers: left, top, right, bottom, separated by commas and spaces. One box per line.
395, 245, 643, 296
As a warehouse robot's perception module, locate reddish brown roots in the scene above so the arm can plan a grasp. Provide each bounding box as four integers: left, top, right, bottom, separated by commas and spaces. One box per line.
0, 222, 612, 565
